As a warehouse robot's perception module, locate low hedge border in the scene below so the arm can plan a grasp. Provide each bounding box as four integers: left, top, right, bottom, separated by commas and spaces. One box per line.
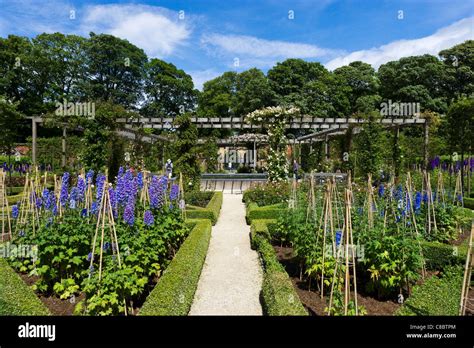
185, 191, 223, 225
420, 239, 468, 270
246, 202, 287, 224
396, 266, 463, 316
0, 258, 50, 315
463, 197, 474, 210
251, 219, 308, 316
139, 219, 212, 315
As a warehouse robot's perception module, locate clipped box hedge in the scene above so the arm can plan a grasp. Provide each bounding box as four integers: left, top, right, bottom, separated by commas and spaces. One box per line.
186, 191, 223, 225
420, 239, 467, 270
0, 258, 50, 315
396, 266, 463, 316
250, 219, 276, 249
139, 219, 212, 316
463, 197, 474, 210
251, 220, 308, 316
246, 202, 287, 224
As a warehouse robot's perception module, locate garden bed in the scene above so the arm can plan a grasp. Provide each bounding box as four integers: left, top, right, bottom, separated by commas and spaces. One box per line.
1, 168, 221, 316
273, 245, 401, 316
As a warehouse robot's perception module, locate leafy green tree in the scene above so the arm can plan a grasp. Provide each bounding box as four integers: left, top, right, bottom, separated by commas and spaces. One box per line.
80, 101, 133, 173
84, 33, 147, 108
172, 113, 201, 190
267, 59, 332, 111
354, 112, 385, 179
446, 97, 474, 190
143, 59, 197, 117
0, 97, 23, 156
198, 71, 238, 118
234, 68, 274, 116
32, 33, 88, 104
334, 61, 379, 114
439, 40, 474, 101
378, 55, 448, 113
0, 35, 37, 114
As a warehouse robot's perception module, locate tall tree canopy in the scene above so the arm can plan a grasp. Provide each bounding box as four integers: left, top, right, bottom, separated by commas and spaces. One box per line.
85, 33, 147, 109
439, 40, 474, 101
143, 59, 197, 117
378, 55, 448, 113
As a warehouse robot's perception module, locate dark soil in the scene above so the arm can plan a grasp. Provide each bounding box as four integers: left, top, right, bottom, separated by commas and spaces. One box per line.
449, 226, 470, 246
273, 245, 401, 316
19, 273, 85, 315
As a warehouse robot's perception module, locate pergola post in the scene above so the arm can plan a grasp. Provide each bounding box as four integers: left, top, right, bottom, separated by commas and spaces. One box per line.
32, 117, 37, 166
253, 139, 257, 171
423, 120, 429, 170
325, 134, 330, 160
62, 126, 67, 168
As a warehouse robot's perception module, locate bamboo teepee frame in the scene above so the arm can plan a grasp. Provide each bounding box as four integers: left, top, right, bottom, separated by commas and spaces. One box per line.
327, 188, 359, 315
0, 170, 12, 241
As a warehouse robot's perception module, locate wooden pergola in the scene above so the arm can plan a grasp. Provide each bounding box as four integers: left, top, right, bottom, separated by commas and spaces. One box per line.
28, 115, 429, 167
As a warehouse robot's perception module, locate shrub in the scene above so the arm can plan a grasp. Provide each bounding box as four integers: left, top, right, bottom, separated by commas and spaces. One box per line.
0, 258, 50, 315
246, 204, 287, 224
421, 240, 467, 270
252, 227, 308, 316
463, 197, 474, 210
243, 182, 290, 206
139, 219, 212, 315
250, 219, 276, 249
397, 265, 463, 315
186, 192, 223, 225
185, 191, 213, 207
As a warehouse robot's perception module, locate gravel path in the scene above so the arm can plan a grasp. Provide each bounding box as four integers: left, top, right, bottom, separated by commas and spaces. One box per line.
189, 193, 263, 315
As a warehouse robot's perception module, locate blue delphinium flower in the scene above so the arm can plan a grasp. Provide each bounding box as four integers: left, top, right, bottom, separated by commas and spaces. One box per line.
81, 208, 87, 218
422, 193, 428, 203
103, 242, 111, 251
60, 172, 70, 207
12, 205, 19, 219
86, 169, 94, 185
393, 185, 403, 200
69, 187, 78, 209
379, 209, 384, 217
19, 230, 25, 237
77, 176, 86, 202
414, 192, 422, 211
149, 175, 167, 209
46, 217, 53, 227
52, 204, 58, 216
378, 184, 385, 198
357, 207, 363, 215
109, 187, 118, 218
118, 166, 124, 179
36, 197, 42, 209
91, 201, 98, 215
144, 210, 154, 226
170, 184, 179, 201
96, 174, 106, 204
123, 197, 135, 226
137, 172, 143, 189
87, 252, 92, 262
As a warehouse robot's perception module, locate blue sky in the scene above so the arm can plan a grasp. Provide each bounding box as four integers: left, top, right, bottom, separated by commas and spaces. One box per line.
0, 0, 473, 89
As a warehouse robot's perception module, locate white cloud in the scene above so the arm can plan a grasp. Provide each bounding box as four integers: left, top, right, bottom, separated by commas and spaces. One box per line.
325, 17, 474, 70
189, 69, 223, 90
80, 4, 191, 58
201, 33, 342, 61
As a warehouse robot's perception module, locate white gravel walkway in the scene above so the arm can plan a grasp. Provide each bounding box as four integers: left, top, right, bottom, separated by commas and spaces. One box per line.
189, 193, 263, 315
